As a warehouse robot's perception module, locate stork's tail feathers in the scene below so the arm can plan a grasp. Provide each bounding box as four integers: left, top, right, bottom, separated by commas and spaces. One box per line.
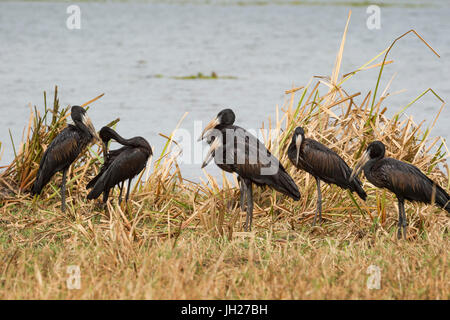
274, 169, 301, 201
86, 173, 101, 190
352, 178, 367, 201
31, 179, 42, 196
438, 198, 450, 213
87, 186, 102, 200
445, 202, 450, 214
31, 171, 47, 196
87, 176, 106, 200
434, 184, 450, 213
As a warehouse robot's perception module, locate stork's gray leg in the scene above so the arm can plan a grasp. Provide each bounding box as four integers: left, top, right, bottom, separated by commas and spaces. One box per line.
401, 200, 408, 240
125, 179, 132, 204
118, 181, 124, 205
239, 177, 247, 211
313, 177, 322, 226
61, 169, 68, 212
244, 180, 253, 231
397, 198, 404, 239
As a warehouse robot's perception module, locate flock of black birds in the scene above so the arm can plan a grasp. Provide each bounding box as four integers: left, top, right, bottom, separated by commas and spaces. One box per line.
31, 106, 153, 210
31, 106, 449, 239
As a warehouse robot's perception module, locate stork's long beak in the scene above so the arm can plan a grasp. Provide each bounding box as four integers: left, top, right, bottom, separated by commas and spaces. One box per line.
295, 135, 302, 166
350, 150, 370, 182
201, 137, 221, 169
82, 115, 100, 142
101, 141, 108, 158
198, 117, 219, 142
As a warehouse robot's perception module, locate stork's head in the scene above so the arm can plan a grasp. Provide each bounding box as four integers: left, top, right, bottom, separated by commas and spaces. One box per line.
71, 106, 100, 141
350, 141, 385, 181
292, 126, 305, 166
198, 108, 235, 141
98, 126, 117, 155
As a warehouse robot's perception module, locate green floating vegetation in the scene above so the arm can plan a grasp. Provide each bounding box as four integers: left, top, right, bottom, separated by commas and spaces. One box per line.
149, 72, 237, 80
175, 72, 237, 80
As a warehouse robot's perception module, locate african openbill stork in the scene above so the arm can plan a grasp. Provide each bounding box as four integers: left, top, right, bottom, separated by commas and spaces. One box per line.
31, 105, 99, 212
198, 108, 300, 231
350, 141, 450, 239
87, 127, 152, 205
86, 126, 127, 204
288, 127, 367, 225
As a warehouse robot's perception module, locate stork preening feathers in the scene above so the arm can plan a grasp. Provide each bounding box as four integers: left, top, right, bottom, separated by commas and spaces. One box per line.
86, 126, 152, 205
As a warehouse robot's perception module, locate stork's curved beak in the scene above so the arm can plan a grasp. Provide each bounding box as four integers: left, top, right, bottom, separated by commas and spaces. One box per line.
201, 137, 221, 169
198, 117, 219, 142
101, 141, 108, 158
82, 114, 100, 142
350, 150, 370, 182
295, 135, 302, 166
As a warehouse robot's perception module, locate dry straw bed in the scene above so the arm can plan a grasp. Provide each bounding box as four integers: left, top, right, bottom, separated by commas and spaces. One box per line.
0, 13, 449, 299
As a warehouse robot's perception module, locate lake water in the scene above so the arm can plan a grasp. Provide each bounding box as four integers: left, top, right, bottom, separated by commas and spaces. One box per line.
1, 0, 449, 182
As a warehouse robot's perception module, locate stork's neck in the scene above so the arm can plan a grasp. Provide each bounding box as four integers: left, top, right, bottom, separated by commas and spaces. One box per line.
112, 131, 151, 154
363, 157, 382, 176
74, 120, 93, 139
288, 138, 297, 154
107, 130, 131, 146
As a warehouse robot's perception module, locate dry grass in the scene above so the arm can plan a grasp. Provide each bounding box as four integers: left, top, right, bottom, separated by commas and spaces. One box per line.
0, 14, 449, 299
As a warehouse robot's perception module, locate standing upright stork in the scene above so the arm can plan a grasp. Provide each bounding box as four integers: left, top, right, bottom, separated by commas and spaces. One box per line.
87, 127, 152, 205
199, 108, 301, 231
288, 127, 367, 225
31, 105, 99, 212
350, 141, 450, 239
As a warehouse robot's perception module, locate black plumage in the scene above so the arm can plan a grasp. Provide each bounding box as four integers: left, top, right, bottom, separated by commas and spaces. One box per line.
31, 105, 99, 212
350, 140, 450, 239
199, 109, 300, 231
87, 127, 152, 204
288, 127, 367, 225
86, 126, 128, 203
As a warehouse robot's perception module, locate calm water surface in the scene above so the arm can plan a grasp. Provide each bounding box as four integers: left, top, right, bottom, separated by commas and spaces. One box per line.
1, 0, 449, 181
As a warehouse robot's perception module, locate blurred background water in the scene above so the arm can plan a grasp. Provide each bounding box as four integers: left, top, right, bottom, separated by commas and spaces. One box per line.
0, 0, 449, 182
